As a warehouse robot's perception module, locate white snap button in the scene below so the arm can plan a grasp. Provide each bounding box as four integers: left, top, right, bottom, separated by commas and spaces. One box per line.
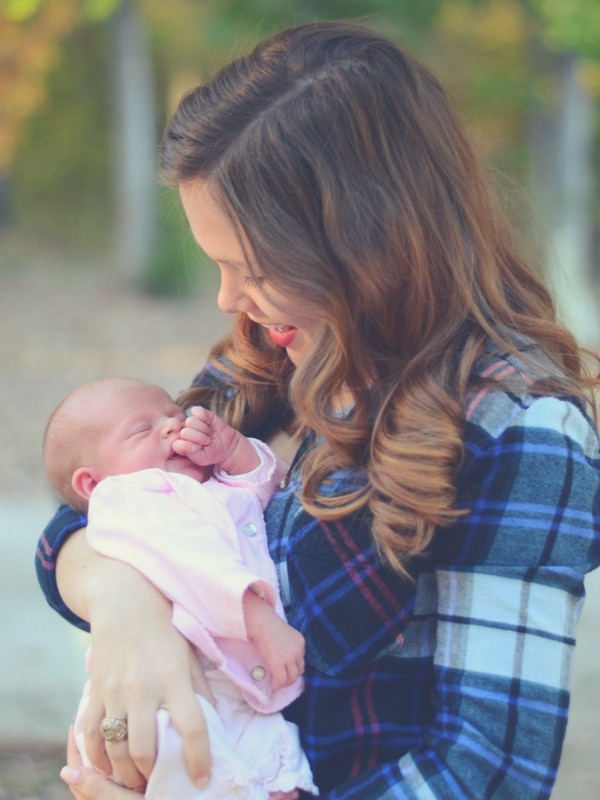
243, 522, 258, 536
251, 665, 267, 681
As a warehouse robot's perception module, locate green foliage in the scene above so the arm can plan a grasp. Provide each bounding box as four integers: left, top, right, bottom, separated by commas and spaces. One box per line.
10, 21, 111, 247
194, 0, 444, 52
6, 0, 600, 295
81, 0, 122, 23
143, 188, 212, 297
529, 0, 600, 59
3, 0, 43, 22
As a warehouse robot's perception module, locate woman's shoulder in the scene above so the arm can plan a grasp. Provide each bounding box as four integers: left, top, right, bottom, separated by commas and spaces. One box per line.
464, 340, 598, 457
440, 344, 600, 572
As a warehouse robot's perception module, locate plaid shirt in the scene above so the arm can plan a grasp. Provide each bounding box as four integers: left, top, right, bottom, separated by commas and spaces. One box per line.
36, 350, 600, 799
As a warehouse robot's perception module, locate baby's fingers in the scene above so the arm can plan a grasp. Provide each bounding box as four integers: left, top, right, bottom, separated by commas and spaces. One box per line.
185, 406, 212, 423
182, 415, 211, 441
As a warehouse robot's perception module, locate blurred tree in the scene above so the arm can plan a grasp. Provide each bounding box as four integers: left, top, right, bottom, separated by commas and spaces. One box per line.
10, 18, 112, 246
433, 0, 600, 345
525, 0, 600, 344
0, 0, 79, 225
3, 0, 599, 315
2, 0, 158, 286
109, 0, 157, 287
530, 0, 600, 60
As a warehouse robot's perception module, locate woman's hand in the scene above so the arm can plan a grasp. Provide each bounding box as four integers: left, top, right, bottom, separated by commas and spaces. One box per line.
61, 726, 142, 799
56, 531, 214, 789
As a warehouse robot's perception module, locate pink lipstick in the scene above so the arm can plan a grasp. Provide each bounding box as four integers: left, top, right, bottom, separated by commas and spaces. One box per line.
267, 325, 298, 348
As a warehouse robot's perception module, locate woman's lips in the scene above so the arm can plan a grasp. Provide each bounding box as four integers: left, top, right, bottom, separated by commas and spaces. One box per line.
267, 325, 298, 348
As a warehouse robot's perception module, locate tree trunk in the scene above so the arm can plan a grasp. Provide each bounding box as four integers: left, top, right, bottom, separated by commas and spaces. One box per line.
0, 174, 11, 229
110, 0, 157, 287
529, 52, 599, 347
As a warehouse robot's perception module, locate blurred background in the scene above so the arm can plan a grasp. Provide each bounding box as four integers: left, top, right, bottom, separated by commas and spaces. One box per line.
2, 0, 600, 326
1, 0, 599, 797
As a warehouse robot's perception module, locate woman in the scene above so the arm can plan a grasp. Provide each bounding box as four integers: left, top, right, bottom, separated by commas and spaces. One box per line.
37, 21, 600, 799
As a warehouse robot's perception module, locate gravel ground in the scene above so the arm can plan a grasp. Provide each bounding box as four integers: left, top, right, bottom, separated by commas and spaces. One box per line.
0, 747, 67, 800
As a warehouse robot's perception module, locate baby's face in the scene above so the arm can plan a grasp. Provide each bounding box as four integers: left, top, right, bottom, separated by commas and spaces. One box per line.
95, 383, 211, 482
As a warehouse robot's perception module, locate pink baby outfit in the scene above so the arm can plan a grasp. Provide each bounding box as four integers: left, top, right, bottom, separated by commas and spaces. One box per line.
74, 440, 318, 799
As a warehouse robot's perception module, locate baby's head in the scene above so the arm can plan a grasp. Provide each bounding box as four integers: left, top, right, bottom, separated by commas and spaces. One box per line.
43, 377, 206, 511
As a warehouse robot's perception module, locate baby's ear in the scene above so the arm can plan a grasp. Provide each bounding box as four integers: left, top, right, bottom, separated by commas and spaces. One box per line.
72, 467, 100, 502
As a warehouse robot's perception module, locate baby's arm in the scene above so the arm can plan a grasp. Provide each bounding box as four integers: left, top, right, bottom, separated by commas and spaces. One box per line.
173, 407, 259, 475
243, 589, 305, 693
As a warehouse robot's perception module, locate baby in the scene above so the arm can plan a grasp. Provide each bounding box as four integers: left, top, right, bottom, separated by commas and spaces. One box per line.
43, 377, 318, 800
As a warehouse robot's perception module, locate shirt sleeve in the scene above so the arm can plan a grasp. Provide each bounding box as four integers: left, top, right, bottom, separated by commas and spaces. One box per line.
215, 438, 288, 510
318, 396, 600, 799
35, 504, 90, 630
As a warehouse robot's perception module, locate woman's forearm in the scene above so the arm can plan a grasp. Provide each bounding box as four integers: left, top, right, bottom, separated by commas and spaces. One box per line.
55, 528, 175, 624
56, 529, 214, 786
55, 527, 97, 622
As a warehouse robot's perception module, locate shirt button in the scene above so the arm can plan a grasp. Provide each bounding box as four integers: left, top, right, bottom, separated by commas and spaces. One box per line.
243, 522, 257, 537
251, 665, 266, 681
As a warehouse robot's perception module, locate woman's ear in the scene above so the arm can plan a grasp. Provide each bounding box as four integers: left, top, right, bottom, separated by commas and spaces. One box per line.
71, 467, 101, 502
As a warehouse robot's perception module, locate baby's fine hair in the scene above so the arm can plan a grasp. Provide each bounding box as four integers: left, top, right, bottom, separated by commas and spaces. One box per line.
43, 377, 154, 512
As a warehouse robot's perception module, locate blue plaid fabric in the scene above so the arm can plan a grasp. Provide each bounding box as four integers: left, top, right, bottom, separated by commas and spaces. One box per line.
36, 503, 89, 630
35, 349, 600, 799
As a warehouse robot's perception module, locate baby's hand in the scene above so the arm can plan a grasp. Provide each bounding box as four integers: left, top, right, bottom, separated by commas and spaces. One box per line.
244, 590, 305, 693
173, 407, 259, 474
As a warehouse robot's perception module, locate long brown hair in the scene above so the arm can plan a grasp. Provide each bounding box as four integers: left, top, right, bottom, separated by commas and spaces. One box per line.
161, 22, 597, 575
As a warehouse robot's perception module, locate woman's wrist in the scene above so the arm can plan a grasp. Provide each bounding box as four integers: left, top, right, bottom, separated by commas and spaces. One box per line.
86, 558, 173, 632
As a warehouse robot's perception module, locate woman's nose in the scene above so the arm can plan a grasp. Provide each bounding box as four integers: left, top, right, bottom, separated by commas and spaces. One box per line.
217, 269, 255, 315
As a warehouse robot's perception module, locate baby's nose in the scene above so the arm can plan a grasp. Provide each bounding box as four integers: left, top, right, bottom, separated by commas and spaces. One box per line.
162, 416, 182, 436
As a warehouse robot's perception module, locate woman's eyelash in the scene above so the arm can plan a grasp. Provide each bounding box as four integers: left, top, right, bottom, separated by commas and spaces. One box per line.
242, 275, 264, 288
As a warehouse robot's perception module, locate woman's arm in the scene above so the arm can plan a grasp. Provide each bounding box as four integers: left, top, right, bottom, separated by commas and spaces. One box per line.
54, 528, 214, 789
35, 367, 236, 790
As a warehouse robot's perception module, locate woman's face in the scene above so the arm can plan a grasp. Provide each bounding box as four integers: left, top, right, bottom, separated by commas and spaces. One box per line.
179, 180, 321, 367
